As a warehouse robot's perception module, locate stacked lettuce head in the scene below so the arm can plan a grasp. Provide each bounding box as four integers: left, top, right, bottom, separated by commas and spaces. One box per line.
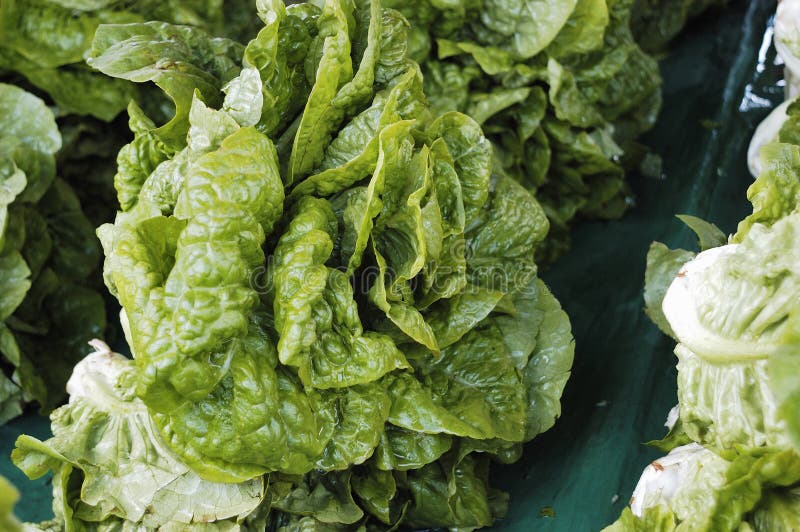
0, 0, 260, 121
0, 83, 106, 423
379, 0, 663, 261
0, 0, 274, 424
605, 67, 800, 531
0, 0, 282, 234
12, 0, 574, 528
629, 0, 727, 53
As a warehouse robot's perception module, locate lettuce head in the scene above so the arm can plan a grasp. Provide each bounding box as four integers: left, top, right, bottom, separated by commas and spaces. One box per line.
0, 83, 106, 420
13, 0, 575, 529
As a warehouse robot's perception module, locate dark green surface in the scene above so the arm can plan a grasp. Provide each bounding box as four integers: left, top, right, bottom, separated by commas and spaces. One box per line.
1, 414, 52, 518
495, 1, 782, 530
0, 0, 783, 528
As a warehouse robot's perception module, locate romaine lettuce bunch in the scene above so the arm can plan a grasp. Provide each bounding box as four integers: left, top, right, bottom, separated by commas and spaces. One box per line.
0, 0, 260, 121
0, 0, 262, 224
15, 342, 273, 529
380, 0, 663, 261
13, 0, 574, 528
0, 83, 106, 424
607, 443, 800, 530
605, 73, 800, 532
0, 0, 270, 425
749, 0, 800, 178
629, 0, 727, 53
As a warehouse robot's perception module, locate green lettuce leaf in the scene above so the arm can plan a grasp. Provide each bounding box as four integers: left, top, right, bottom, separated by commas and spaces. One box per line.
663, 217, 800, 365
735, 142, 800, 242
12, 343, 267, 529
88, 21, 243, 146
272, 471, 363, 525
0, 84, 106, 417
750, 488, 800, 531
374, 425, 453, 471
514, 278, 575, 440
630, 0, 726, 52
288, 0, 355, 182
604, 444, 800, 532
351, 465, 397, 524
643, 242, 695, 338
402, 452, 501, 529
675, 214, 727, 251
113, 102, 174, 211
0, 371, 23, 425
469, 0, 578, 60
272, 197, 409, 389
